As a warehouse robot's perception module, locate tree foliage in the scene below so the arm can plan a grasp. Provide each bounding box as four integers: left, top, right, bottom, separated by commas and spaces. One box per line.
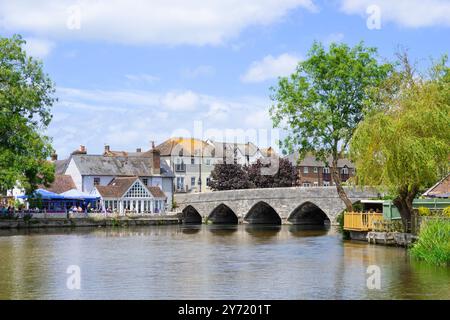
270, 41, 392, 211
207, 163, 253, 191
350, 54, 450, 230
0, 35, 56, 194
208, 158, 298, 191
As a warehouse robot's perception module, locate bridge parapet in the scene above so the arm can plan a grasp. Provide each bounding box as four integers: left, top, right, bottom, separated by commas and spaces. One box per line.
175, 186, 378, 225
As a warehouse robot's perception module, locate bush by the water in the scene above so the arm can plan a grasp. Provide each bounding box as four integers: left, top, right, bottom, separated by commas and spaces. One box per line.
410, 218, 450, 267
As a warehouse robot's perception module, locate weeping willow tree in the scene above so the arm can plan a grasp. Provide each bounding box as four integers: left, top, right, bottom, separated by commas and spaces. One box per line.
350, 55, 450, 231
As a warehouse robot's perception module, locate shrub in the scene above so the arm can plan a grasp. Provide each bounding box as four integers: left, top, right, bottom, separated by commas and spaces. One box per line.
418, 207, 431, 216
410, 218, 450, 267
443, 206, 450, 218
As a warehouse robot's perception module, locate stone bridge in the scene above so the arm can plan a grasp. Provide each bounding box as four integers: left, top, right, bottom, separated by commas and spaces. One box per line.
175, 186, 378, 225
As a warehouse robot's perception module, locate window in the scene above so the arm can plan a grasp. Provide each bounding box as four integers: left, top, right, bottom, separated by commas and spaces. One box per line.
191, 157, 195, 165
323, 181, 330, 186
303, 167, 309, 174
323, 167, 330, 174
142, 178, 148, 185
191, 177, 195, 187
313, 167, 318, 173
94, 177, 100, 186
176, 177, 184, 190
313, 181, 318, 186
206, 177, 211, 186
124, 182, 151, 198
341, 166, 349, 175
303, 182, 311, 187
205, 159, 211, 166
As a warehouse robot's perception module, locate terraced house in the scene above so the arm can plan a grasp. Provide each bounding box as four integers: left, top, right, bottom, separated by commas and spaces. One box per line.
285, 153, 355, 187
156, 137, 278, 193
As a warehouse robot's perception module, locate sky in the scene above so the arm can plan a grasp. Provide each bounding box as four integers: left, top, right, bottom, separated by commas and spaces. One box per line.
0, 0, 449, 158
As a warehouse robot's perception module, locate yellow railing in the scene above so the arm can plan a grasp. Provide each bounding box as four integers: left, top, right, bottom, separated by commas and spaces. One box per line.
344, 212, 384, 231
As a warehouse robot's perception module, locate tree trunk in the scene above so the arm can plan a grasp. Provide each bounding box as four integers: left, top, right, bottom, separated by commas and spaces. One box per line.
393, 186, 418, 233
331, 157, 353, 212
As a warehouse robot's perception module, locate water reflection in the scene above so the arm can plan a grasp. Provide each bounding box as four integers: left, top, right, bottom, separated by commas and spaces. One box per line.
288, 224, 329, 237
0, 224, 448, 299
208, 224, 238, 236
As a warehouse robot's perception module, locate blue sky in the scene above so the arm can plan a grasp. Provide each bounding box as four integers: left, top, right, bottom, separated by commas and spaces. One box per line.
1, 0, 449, 158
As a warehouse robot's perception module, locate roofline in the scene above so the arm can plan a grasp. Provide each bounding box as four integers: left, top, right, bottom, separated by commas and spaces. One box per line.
423, 172, 450, 196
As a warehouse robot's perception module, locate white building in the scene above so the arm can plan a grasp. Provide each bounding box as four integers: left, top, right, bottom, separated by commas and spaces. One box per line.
57, 145, 175, 210
156, 138, 278, 193
95, 176, 167, 215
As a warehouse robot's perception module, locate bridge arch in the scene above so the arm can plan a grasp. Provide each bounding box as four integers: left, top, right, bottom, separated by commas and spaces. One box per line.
287, 201, 330, 226
207, 203, 238, 224
181, 205, 202, 224
244, 201, 281, 225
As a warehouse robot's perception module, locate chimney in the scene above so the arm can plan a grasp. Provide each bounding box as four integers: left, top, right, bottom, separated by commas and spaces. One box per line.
136, 148, 142, 153
151, 148, 160, 175
79, 145, 87, 154
51, 153, 58, 161
104, 145, 110, 154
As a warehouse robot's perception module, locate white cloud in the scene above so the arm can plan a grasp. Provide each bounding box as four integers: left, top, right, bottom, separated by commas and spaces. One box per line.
340, 0, 450, 28
241, 53, 300, 83
181, 65, 215, 79
23, 37, 54, 58
161, 91, 200, 111
125, 73, 160, 84
0, 0, 317, 45
48, 87, 275, 157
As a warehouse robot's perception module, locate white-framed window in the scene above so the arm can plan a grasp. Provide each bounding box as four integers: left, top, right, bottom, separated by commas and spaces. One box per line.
303, 167, 309, 174
323, 167, 330, 174
341, 166, 349, 175
176, 177, 184, 190
124, 182, 151, 198
323, 181, 330, 186
191, 177, 195, 186
205, 159, 211, 165
142, 178, 148, 185
94, 177, 100, 186
313, 167, 318, 173
303, 182, 311, 187
313, 181, 318, 186
191, 157, 195, 165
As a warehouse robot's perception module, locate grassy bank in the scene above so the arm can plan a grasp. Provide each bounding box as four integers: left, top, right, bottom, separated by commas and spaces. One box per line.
410, 218, 450, 267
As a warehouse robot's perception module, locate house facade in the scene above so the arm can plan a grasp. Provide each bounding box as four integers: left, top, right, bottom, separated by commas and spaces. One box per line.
57, 145, 174, 210
156, 137, 278, 193
285, 153, 355, 187
95, 177, 167, 214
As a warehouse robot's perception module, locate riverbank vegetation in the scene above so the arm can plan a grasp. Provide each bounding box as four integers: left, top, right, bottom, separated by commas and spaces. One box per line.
410, 218, 450, 267
350, 54, 450, 232
0, 35, 56, 195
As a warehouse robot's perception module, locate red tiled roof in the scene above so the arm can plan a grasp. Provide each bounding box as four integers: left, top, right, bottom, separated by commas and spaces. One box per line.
40, 175, 76, 194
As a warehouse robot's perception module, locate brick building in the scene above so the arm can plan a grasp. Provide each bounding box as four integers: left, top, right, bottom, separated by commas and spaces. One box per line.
285, 153, 355, 187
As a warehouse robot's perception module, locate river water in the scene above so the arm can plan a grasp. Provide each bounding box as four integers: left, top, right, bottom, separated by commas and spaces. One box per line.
0, 225, 448, 300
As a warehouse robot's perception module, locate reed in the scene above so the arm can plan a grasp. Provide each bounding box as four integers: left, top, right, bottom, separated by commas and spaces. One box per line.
410, 218, 450, 267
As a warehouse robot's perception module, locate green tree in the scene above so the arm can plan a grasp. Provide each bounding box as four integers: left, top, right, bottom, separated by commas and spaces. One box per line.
270, 41, 392, 211
350, 55, 450, 231
0, 35, 56, 195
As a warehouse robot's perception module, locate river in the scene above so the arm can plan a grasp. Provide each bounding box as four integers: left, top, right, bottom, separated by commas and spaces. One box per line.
0, 225, 448, 299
